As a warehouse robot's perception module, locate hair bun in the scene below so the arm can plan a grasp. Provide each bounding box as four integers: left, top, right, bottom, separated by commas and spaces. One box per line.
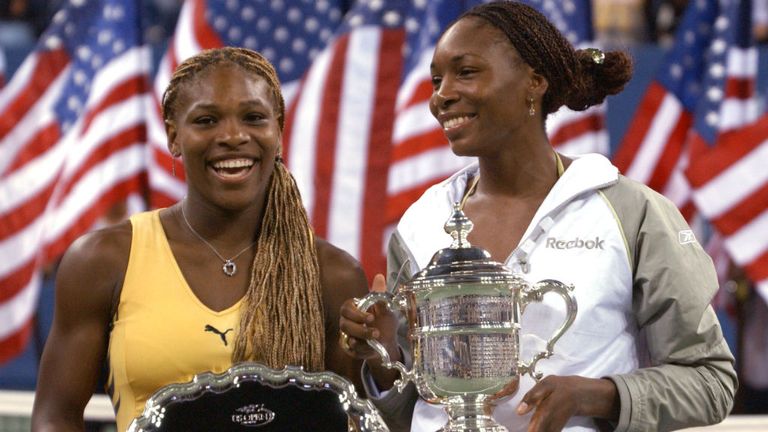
566, 49, 634, 111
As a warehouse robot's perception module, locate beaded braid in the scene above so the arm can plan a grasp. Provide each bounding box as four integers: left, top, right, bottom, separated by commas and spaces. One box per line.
161, 47, 325, 371
462, 1, 632, 116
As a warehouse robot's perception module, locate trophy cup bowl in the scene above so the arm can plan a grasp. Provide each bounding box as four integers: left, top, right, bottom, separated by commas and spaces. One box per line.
356, 205, 577, 432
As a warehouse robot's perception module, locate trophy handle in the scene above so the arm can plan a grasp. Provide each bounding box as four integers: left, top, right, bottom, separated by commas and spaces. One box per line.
518, 279, 577, 381
354, 293, 416, 393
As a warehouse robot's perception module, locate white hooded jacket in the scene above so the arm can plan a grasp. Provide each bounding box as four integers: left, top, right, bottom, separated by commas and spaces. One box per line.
366, 154, 735, 432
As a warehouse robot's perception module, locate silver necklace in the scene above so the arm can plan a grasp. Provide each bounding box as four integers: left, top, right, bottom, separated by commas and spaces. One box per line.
180, 205, 257, 277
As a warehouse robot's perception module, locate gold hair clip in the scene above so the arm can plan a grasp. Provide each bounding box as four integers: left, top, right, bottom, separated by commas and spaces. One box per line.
585, 48, 605, 65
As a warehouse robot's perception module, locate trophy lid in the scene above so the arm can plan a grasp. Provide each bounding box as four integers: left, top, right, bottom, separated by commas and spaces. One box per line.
406, 203, 518, 289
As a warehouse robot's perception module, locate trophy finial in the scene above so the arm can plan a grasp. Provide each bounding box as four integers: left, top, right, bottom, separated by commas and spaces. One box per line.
445, 202, 473, 249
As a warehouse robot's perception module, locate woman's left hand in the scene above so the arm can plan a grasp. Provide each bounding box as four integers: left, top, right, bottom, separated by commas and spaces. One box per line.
516, 375, 620, 432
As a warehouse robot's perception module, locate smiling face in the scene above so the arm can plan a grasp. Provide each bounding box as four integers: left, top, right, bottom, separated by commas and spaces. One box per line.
429, 17, 546, 157
166, 63, 281, 210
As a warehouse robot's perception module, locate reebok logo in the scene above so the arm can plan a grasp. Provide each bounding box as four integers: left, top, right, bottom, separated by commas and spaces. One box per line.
546, 236, 604, 250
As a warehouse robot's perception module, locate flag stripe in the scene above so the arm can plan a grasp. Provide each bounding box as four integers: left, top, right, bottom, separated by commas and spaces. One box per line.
191, 0, 224, 50
688, 118, 768, 218
646, 110, 691, 192
687, 116, 768, 186
613, 82, 668, 175
326, 28, 379, 257
549, 111, 604, 146
6, 123, 61, 175
710, 182, 768, 236
0, 260, 37, 304
0, 268, 39, 341
0, 49, 68, 139
359, 28, 403, 273
310, 35, 349, 238
391, 127, 446, 162
743, 251, 768, 281
54, 125, 145, 206
725, 77, 755, 99
284, 49, 334, 216
46, 174, 145, 260
0, 317, 34, 364
724, 209, 768, 264
0, 173, 58, 242
82, 75, 146, 132
392, 101, 441, 147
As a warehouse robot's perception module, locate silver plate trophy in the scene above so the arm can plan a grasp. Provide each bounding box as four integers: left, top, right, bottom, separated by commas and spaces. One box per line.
356, 204, 578, 432
128, 362, 388, 432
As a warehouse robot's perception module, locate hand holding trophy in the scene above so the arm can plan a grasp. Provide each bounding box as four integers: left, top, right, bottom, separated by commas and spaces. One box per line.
355, 205, 577, 432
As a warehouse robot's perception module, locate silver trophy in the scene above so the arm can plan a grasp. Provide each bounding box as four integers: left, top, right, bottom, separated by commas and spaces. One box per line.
356, 204, 577, 432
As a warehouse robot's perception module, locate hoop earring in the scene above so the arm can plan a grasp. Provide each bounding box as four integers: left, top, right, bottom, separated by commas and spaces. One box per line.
528, 96, 535, 117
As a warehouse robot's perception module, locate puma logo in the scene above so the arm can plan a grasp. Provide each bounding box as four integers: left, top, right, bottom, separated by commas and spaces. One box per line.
204, 324, 234, 346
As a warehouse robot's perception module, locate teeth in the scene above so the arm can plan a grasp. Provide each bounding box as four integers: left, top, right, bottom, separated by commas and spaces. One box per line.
213, 158, 254, 169
443, 116, 472, 129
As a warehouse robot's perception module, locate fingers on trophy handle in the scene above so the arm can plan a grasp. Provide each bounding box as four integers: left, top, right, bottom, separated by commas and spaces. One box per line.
353, 294, 413, 392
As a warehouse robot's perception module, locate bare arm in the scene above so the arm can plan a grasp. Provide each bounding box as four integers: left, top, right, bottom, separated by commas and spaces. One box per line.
316, 239, 373, 395
31, 223, 130, 431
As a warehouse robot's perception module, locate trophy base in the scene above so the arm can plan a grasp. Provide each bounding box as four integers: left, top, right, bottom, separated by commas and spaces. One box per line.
437, 398, 508, 432
438, 416, 508, 432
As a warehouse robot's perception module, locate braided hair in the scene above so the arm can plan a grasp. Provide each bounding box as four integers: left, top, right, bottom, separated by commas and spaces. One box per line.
462, 1, 633, 116
161, 47, 325, 371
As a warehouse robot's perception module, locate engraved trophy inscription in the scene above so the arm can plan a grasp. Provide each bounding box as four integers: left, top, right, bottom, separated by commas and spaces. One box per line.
356, 205, 577, 432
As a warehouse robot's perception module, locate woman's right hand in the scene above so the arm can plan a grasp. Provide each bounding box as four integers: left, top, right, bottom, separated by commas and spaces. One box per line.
339, 273, 402, 389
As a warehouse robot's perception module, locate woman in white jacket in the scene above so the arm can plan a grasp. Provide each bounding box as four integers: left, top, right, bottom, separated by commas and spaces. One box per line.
339, 2, 736, 431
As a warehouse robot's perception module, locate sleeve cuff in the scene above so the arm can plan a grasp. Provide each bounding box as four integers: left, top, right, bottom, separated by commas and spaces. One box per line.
607, 374, 633, 432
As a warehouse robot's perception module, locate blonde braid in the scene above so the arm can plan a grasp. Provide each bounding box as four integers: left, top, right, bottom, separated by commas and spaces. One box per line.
232, 161, 325, 370
163, 47, 324, 370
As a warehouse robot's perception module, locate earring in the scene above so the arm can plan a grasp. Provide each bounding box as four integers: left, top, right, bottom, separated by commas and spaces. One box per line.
528, 96, 535, 117
172, 153, 178, 177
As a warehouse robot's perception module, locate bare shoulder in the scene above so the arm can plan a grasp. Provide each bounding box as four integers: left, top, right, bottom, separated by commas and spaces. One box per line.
56, 220, 132, 314
314, 238, 368, 307
60, 220, 132, 275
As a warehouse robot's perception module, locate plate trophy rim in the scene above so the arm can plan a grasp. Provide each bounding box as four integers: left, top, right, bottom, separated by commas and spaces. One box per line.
127, 361, 389, 432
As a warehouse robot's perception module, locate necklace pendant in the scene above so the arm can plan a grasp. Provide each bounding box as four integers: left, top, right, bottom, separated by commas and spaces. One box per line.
222, 260, 237, 277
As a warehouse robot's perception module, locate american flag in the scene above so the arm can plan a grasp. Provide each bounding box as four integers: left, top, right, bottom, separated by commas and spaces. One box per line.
687, 117, 768, 303
683, 0, 767, 303
613, 0, 758, 218
146, 0, 347, 208
283, 0, 408, 275
0, 0, 150, 363
614, 0, 764, 302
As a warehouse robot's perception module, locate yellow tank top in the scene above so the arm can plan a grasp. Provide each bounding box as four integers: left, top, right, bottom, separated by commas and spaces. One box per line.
107, 210, 242, 431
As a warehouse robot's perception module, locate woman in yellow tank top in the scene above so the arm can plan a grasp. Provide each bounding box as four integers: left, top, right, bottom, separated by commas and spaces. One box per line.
31, 47, 388, 431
